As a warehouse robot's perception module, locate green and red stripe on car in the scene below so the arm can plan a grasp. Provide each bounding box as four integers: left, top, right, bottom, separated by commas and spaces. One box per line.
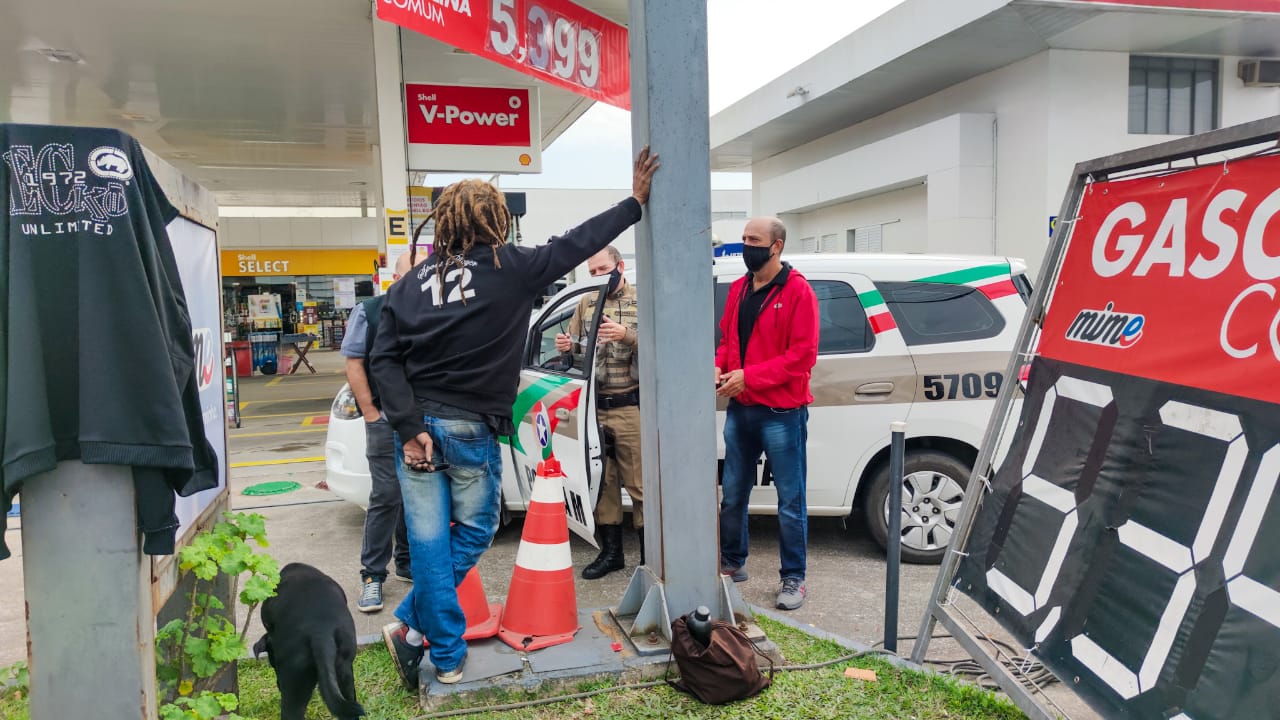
858, 263, 1017, 336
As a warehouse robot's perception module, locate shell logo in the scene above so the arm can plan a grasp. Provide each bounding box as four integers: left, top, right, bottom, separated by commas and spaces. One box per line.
519, 153, 532, 166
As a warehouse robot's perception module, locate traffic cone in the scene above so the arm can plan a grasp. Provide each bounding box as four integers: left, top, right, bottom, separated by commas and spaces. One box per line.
497, 456, 579, 651
457, 566, 502, 640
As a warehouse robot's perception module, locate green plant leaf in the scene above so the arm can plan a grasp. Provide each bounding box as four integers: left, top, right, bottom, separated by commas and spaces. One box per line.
157, 618, 185, 640
241, 575, 278, 605
213, 692, 239, 711
234, 512, 269, 544
208, 631, 245, 664
183, 637, 219, 679
193, 693, 223, 718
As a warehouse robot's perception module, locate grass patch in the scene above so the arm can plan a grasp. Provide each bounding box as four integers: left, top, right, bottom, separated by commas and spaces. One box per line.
0, 619, 1024, 719
234, 616, 1024, 720
0, 692, 29, 720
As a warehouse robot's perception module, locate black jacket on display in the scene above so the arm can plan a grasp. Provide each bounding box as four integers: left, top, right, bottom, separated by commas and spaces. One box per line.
370, 197, 642, 442
1, 124, 219, 560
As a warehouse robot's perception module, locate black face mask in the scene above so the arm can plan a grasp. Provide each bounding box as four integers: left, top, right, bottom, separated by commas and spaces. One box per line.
606, 266, 623, 295
742, 244, 773, 273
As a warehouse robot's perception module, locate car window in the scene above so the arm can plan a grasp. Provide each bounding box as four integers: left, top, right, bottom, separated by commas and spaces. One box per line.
876, 281, 1005, 346
713, 281, 731, 345
526, 288, 600, 377
1012, 273, 1033, 304
712, 279, 873, 354
811, 280, 874, 354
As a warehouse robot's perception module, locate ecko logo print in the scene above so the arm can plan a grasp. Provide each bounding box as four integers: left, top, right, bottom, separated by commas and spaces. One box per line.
3, 143, 131, 228
1066, 302, 1145, 348
88, 146, 133, 181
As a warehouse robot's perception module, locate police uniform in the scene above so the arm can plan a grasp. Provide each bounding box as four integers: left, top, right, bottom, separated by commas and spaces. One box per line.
568, 281, 644, 530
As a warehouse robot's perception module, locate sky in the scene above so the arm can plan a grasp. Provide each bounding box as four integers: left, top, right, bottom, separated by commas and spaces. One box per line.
425, 0, 907, 191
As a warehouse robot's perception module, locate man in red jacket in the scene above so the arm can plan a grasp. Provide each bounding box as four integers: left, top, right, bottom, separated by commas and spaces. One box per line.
714, 217, 820, 610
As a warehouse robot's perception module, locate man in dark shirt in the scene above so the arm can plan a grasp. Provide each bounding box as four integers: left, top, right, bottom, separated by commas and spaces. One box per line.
373, 149, 658, 690
340, 251, 421, 614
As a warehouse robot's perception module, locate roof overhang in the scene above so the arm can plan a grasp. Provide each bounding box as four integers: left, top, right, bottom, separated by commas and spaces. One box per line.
710, 0, 1280, 170
0, 0, 628, 207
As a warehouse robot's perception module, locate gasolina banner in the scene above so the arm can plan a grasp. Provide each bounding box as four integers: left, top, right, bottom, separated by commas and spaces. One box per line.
377, 0, 630, 110
957, 153, 1280, 719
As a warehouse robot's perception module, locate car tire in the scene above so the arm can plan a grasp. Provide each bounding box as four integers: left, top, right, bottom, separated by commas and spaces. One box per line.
863, 450, 970, 565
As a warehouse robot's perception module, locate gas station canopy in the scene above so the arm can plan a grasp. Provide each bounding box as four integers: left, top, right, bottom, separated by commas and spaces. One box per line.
0, 0, 629, 208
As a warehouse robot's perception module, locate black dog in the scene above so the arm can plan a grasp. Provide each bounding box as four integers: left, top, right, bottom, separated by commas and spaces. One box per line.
254, 563, 364, 719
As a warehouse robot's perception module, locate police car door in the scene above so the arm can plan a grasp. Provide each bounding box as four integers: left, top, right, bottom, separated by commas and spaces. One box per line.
510, 277, 609, 546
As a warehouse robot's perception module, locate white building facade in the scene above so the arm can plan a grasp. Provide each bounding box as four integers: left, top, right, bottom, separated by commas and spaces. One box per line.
710, 0, 1280, 272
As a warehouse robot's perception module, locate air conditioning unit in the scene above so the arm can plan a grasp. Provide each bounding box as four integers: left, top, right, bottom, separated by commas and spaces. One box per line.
1238, 59, 1280, 87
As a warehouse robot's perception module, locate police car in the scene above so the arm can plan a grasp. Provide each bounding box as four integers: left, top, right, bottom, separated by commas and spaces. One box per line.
325, 253, 1030, 564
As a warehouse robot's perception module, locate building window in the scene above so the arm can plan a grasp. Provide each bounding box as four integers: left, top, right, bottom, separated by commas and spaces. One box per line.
848, 224, 884, 252
797, 236, 818, 253
1129, 56, 1218, 135
819, 233, 842, 253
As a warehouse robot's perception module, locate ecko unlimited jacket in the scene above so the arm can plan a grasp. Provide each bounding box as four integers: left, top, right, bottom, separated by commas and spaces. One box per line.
1, 124, 218, 559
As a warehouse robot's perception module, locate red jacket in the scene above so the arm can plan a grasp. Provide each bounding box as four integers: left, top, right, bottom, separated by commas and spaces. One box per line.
715, 265, 819, 409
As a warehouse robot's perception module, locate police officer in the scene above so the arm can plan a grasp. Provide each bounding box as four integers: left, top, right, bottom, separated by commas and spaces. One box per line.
555, 245, 644, 579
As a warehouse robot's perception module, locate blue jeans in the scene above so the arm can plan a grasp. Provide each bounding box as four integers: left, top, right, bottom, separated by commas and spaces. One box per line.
719, 402, 809, 581
395, 415, 502, 673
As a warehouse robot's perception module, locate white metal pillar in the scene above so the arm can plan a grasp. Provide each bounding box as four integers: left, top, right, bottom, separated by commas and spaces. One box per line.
372, 4, 410, 268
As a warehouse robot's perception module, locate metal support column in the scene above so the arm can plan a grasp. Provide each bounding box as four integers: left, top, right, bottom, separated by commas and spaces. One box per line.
24, 461, 158, 719
615, 0, 746, 650
884, 422, 905, 653
372, 2, 409, 261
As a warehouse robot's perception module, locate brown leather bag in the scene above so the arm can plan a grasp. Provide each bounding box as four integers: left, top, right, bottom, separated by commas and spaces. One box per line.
666, 615, 773, 704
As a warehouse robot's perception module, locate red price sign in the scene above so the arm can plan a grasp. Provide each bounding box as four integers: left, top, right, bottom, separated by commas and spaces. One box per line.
377, 0, 630, 110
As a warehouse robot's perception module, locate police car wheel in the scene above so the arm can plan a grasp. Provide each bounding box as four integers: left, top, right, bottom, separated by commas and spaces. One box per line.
863, 450, 969, 565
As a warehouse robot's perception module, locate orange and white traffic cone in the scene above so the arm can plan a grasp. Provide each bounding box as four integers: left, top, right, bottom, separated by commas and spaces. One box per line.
457, 566, 502, 640
497, 457, 579, 651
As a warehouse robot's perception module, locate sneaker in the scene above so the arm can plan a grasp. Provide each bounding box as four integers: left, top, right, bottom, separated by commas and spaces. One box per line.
776, 577, 806, 610
394, 568, 413, 583
436, 653, 466, 685
357, 578, 383, 613
382, 622, 424, 691
720, 565, 748, 583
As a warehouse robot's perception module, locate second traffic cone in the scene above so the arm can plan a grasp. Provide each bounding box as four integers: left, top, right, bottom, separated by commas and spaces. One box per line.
458, 566, 502, 640
498, 456, 579, 651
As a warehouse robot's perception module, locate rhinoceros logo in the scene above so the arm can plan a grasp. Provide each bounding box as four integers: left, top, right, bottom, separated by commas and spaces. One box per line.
88, 146, 133, 181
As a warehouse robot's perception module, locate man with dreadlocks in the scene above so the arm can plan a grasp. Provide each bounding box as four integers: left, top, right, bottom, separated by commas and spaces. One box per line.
372, 148, 659, 690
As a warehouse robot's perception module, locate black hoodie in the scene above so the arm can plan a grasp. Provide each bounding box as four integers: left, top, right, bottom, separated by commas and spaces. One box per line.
1, 124, 218, 559
371, 197, 642, 442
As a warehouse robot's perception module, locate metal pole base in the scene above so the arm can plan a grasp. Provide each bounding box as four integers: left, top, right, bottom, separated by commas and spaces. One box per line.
611, 566, 754, 655
23, 461, 158, 719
